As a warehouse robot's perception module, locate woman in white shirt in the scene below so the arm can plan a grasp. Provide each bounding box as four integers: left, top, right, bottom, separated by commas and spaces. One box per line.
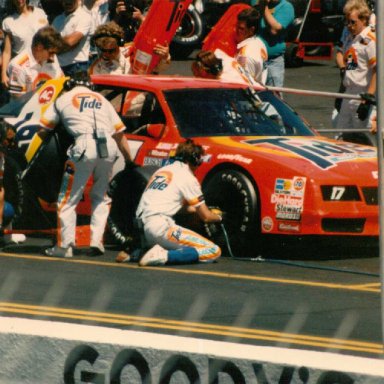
1, 0, 48, 87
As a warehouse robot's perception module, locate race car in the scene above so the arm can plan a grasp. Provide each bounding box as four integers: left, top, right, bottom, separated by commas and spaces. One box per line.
0, 75, 378, 255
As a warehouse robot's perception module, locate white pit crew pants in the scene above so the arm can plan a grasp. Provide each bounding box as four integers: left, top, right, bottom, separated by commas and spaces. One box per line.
57, 142, 116, 248
143, 215, 221, 263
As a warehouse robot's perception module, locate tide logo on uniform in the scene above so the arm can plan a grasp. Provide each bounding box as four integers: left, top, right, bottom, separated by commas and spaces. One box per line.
72, 93, 103, 112
146, 171, 172, 191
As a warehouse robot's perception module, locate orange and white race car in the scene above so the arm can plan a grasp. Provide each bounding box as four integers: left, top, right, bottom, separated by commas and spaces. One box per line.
0, 75, 378, 255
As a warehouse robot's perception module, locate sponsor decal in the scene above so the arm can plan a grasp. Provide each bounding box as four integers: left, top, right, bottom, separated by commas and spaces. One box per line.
38, 85, 55, 104
149, 149, 169, 157
217, 153, 253, 164
146, 171, 172, 191
245, 137, 376, 169
72, 93, 102, 112
143, 157, 164, 167
272, 177, 306, 221
278, 222, 301, 232
262, 216, 273, 232
156, 142, 175, 150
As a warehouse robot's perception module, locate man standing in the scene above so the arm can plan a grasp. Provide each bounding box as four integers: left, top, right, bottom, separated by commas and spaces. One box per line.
7, 25, 65, 98
336, 0, 376, 131
136, 139, 222, 267
258, 0, 294, 87
235, 8, 268, 84
52, 0, 92, 76
40, 71, 133, 257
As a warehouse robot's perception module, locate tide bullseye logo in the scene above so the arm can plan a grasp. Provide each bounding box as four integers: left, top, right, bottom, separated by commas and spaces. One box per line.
72, 93, 103, 112
38, 85, 55, 104
146, 171, 172, 191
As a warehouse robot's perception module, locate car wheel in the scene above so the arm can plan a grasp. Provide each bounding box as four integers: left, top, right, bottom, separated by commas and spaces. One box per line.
285, 43, 303, 68
107, 165, 158, 248
203, 169, 259, 257
170, 7, 204, 59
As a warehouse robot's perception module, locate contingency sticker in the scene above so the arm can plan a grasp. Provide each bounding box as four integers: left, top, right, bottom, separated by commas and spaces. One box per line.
271, 177, 306, 221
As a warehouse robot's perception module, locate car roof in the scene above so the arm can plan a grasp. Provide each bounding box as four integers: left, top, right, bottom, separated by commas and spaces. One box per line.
91, 74, 265, 91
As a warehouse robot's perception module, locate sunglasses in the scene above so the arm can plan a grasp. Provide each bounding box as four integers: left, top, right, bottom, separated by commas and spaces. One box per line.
99, 47, 117, 54
344, 18, 358, 26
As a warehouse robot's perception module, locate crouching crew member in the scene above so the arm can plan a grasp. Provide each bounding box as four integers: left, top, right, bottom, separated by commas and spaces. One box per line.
136, 139, 222, 267
40, 71, 133, 258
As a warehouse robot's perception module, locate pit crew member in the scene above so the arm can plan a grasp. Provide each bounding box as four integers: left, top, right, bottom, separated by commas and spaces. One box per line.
136, 140, 222, 267
39, 71, 133, 258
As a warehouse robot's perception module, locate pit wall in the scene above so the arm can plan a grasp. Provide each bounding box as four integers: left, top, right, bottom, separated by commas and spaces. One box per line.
0, 316, 383, 383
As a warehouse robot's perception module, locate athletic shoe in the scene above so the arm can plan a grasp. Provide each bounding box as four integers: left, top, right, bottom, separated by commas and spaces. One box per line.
45, 245, 73, 258
88, 243, 105, 257
115, 250, 131, 263
139, 244, 167, 267
4, 234, 26, 244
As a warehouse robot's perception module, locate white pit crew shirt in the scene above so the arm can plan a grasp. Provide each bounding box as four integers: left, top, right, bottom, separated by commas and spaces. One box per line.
7, 49, 63, 96
136, 161, 205, 222
236, 36, 268, 84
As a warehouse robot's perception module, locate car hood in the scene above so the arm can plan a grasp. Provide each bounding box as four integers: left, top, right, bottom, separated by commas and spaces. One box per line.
207, 135, 377, 183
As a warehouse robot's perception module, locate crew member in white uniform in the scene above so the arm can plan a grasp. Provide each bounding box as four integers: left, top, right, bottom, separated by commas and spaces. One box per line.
40, 72, 133, 258
235, 8, 268, 84
136, 140, 222, 267
7, 26, 65, 98
336, 0, 376, 130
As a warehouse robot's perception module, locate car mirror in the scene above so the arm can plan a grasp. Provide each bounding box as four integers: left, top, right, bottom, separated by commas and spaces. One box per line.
147, 124, 164, 139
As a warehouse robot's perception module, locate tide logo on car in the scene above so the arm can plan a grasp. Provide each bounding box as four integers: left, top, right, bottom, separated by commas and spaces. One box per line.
72, 93, 102, 112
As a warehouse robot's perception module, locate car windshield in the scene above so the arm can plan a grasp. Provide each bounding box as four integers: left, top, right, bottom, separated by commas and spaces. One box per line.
164, 88, 315, 137
0, 91, 35, 117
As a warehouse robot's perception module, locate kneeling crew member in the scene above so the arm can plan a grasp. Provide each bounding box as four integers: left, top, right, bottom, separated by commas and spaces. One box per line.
136, 139, 222, 267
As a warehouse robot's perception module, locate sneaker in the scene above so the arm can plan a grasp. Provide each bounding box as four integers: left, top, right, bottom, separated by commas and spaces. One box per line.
115, 250, 131, 263
4, 233, 26, 244
45, 245, 73, 258
88, 243, 105, 257
139, 244, 167, 267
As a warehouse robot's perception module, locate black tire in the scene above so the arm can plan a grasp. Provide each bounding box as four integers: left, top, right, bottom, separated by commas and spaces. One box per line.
284, 43, 303, 68
107, 165, 158, 248
170, 7, 204, 59
203, 169, 258, 257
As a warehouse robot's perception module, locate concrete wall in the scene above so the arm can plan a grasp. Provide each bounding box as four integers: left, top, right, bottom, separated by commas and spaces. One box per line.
0, 316, 383, 383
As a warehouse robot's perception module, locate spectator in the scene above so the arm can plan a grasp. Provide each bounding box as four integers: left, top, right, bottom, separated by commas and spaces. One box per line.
135, 139, 222, 267
40, 71, 134, 258
258, 0, 294, 87
335, 0, 376, 131
7, 25, 66, 99
0, 150, 26, 244
235, 7, 267, 84
109, 0, 148, 42
89, 21, 170, 75
1, 0, 48, 88
52, 0, 92, 76
333, 0, 375, 127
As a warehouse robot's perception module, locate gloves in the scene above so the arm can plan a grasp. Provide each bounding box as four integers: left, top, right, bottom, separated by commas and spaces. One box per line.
210, 207, 223, 219
356, 94, 375, 121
